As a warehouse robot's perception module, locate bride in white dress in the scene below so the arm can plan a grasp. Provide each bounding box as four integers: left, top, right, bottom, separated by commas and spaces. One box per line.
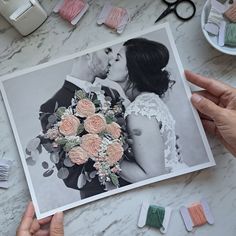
107, 38, 188, 183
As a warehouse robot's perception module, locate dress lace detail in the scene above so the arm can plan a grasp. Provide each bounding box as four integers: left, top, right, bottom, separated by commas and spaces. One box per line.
125, 93, 187, 172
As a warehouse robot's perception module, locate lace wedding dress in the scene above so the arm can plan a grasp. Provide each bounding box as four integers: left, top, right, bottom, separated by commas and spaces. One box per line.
125, 92, 188, 173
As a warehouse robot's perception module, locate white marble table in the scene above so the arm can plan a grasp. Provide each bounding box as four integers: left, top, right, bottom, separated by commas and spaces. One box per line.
1, 0, 236, 235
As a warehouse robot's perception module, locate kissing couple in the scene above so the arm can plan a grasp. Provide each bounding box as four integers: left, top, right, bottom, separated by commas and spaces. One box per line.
39, 38, 187, 199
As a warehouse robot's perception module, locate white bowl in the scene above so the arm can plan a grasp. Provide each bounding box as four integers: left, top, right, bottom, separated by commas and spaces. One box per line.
201, 0, 236, 56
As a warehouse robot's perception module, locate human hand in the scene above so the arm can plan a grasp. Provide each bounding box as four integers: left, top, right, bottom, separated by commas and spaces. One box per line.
185, 70, 236, 156
17, 202, 64, 236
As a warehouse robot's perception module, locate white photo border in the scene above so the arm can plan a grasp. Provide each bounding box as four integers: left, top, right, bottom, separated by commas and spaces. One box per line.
0, 23, 215, 219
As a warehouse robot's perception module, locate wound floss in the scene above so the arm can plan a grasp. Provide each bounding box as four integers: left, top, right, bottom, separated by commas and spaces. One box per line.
53, 0, 89, 25
0, 159, 12, 189
97, 1, 129, 34
224, 3, 236, 22
180, 199, 214, 232
137, 201, 172, 234
219, 22, 236, 46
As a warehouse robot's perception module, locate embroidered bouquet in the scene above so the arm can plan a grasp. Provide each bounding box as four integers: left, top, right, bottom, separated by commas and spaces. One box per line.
26, 88, 129, 189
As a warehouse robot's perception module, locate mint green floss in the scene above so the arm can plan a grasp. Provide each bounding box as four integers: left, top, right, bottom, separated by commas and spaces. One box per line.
145, 205, 165, 229
225, 23, 236, 47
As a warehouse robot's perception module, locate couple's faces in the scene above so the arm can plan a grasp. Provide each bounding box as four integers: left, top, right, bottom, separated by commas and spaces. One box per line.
107, 47, 128, 83
92, 48, 113, 78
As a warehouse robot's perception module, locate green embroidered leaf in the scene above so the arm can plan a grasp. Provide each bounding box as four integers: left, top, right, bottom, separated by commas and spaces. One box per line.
56, 137, 67, 145
56, 107, 66, 119
105, 115, 115, 124
110, 173, 119, 187
77, 124, 84, 135
75, 90, 86, 100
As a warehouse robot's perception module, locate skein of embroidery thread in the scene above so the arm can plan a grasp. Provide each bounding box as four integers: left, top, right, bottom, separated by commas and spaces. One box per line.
180, 199, 214, 232
53, 0, 89, 25
97, 1, 129, 34
137, 201, 172, 234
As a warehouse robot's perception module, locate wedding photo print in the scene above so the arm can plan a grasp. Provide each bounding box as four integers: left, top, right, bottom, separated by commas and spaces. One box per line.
0, 24, 215, 219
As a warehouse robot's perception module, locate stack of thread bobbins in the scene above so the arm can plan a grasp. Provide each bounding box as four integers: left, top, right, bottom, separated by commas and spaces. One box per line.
97, 1, 129, 34
137, 201, 172, 234
53, 0, 89, 25
180, 199, 214, 232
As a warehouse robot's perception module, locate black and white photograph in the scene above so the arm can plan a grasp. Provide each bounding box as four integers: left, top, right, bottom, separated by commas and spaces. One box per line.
0, 23, 215, 219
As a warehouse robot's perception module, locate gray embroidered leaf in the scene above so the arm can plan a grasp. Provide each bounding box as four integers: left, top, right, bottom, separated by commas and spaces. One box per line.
43, 169, 54, 177
42, 161, 49, 169
37, 144, 42, 154
26, 157, 36, 166
50, 153, 60, 164
57, 167, 69, 179
63, 157, 75, 167
77, 173, 86, 189
48, 114, 58, 124
89, 171, 97, 179
54, 102, 59, 112
31, 150, 39, 161
85, 171, 92, 182
26, 138, 40, 152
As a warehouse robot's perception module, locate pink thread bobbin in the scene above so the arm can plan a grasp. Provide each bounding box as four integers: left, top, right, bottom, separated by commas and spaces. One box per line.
53, 0, 89, 25
97, 1, 129, 34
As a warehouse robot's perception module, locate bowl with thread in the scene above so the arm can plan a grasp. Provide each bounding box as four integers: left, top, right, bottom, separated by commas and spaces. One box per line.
201, 0, 236, 56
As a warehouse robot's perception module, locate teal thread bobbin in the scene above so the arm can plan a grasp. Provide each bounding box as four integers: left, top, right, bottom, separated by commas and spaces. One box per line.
145, 205, 165, 229
225, 23, 236, 47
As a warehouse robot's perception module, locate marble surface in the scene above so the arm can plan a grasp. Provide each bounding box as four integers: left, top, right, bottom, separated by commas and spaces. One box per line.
1, 0, 236, 235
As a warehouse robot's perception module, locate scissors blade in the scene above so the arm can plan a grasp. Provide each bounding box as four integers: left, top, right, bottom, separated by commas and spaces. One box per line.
155, 7, 172, 23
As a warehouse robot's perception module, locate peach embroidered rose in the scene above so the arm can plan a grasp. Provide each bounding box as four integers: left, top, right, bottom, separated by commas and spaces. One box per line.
106, 122, 121, 139
76, 99, 96, 118
81, 134, 102, 157
84, 114, 106, 134
68, 146, 89, 165
59, 115, 80, 136
106, 142, 124, 165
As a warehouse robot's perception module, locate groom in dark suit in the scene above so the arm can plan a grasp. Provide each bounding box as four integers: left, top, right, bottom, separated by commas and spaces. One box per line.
39, 48, 130, 199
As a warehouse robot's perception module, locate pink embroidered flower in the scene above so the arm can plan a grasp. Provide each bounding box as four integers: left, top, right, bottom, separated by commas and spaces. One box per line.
68, 146, 89, 165
106, 122, 121, 139
84, 114, 106, 134
106, 142, 124, 165
76, 99, 96, 118
81, 134, 102, 157
93, 162, 101, 170
111, 166, 121, 174
59, 115, 80, 136
46, 127, 60, 140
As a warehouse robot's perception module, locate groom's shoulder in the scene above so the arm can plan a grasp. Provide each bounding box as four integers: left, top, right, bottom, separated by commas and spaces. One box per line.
40, 80, 79, 112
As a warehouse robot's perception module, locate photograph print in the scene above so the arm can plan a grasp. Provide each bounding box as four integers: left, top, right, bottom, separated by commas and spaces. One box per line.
0, 23, 215, 219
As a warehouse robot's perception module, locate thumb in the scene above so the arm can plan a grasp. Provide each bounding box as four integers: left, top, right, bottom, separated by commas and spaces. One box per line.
191, 93, 224, 121
50, 212, 64, 236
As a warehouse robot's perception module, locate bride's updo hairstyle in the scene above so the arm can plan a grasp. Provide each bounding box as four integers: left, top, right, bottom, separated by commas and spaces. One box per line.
123, 38, 174, 97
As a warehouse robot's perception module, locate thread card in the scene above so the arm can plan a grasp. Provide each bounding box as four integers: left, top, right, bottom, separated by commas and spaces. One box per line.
0, 159, 12, 189
180, 199, 214, 232
53, 0, 89, 25
137, 201, 172, 234
97, 1, 129, 34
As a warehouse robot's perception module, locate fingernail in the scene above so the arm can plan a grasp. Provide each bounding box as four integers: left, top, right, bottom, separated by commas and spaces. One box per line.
54, 212, 63, 223
191, 94, 203, 103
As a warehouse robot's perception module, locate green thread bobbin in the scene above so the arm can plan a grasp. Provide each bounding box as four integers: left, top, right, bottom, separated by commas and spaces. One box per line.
225, 23, 236, 47
145, 205, 165, 229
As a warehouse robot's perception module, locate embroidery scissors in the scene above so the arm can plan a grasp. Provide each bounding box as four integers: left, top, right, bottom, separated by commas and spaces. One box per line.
155, 0, 196, 23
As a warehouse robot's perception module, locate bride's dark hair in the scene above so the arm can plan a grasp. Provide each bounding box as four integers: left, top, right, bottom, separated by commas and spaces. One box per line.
123, 38, 175, 97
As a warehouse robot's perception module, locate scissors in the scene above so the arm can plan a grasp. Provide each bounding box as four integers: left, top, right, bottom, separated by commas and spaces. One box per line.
155, 0, 196, 23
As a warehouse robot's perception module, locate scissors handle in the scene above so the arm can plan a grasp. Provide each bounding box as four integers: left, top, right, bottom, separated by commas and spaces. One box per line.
154, 5, 174, 23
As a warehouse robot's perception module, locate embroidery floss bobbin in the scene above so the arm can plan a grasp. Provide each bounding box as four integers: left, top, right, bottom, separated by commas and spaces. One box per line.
0, 159, 12, 189
53, 0, 89, 25
97, 1, 129, 34
137, 201, 172, 234
180, 199, 214, 232
204, 0, 226, 35
219, 21, 236, 46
